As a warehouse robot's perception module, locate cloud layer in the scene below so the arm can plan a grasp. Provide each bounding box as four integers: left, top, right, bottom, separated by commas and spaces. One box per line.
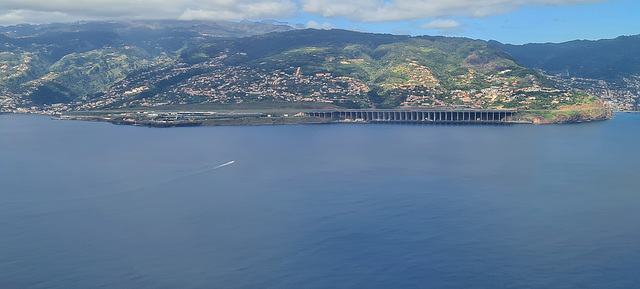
420, 19, 461, 30
300, 0, 604, 22
0, 0, 605, 25
0, 0, 298, 24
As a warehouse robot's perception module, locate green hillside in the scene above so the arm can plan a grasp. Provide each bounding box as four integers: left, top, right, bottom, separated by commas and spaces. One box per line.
1, 25, 603, 113
492, 35, 640, 83
0, 20, 295, 108
27, 47, 158, 105
173, 29, 570, 109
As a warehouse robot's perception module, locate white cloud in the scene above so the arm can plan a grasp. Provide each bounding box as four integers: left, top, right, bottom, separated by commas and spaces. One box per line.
179, 1, 297, 21
0, 1, 175, 18
300, 0, 378, 18
420, 19, 461, 30
0, 10, 70, 25
306, 20, 336, 29
300, 0, 606, 22
0, 0, 606, 25
0, 0, 297, 24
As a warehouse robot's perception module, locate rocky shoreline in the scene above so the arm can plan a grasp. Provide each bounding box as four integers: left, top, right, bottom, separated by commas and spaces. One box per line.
512, 106, 613, 124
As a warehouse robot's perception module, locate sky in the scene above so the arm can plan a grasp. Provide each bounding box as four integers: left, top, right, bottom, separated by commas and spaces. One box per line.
0, 0, 637, 44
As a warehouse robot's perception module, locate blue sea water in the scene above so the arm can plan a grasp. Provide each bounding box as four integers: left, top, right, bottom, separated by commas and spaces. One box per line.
1, 114, 640, 288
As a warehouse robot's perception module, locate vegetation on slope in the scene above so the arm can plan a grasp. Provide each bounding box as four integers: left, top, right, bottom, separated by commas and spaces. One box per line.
492, 35, 640, 83
1, 24, 609, 119
0, 20, 295, 106
175, 29, 568, 110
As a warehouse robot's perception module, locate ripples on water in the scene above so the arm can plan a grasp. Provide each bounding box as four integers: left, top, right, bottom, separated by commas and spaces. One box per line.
1, 114, 640, 288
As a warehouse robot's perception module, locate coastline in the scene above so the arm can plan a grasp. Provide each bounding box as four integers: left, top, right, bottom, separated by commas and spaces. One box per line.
56, 114, 332, 127
511, 106, 613, 124
53, 106, 613, 127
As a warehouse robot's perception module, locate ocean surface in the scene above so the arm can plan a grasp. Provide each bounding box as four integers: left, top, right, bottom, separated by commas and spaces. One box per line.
1, 113, 640, 288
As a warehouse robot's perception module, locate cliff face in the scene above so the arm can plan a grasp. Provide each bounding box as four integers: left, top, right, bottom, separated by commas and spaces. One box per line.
514, 106, 613, 124
546, 107, 613, 124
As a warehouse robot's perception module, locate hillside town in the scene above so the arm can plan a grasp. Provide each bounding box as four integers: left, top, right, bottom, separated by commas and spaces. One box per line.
2, 55, 638, 115
547, 73, 640, 111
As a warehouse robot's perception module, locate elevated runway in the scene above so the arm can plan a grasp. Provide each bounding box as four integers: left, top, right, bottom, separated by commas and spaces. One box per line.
305, 109, 518, 123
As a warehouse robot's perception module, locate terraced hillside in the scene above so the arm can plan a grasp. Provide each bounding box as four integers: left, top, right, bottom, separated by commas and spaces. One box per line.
1, 25, 602, 115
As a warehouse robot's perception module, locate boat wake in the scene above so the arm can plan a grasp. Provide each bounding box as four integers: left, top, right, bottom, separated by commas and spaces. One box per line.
2, 160, 236, 204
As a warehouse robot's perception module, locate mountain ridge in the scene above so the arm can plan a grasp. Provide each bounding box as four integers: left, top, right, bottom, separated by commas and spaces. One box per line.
81, 29, 580, 111
490, 34, 640, 82
0, 22, 628, 114
490, 34, 640, 110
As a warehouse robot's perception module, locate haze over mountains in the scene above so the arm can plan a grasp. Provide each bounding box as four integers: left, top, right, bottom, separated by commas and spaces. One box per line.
0, 20, 638, 114
491, 36, 640, 83
494, 35, 640, 110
